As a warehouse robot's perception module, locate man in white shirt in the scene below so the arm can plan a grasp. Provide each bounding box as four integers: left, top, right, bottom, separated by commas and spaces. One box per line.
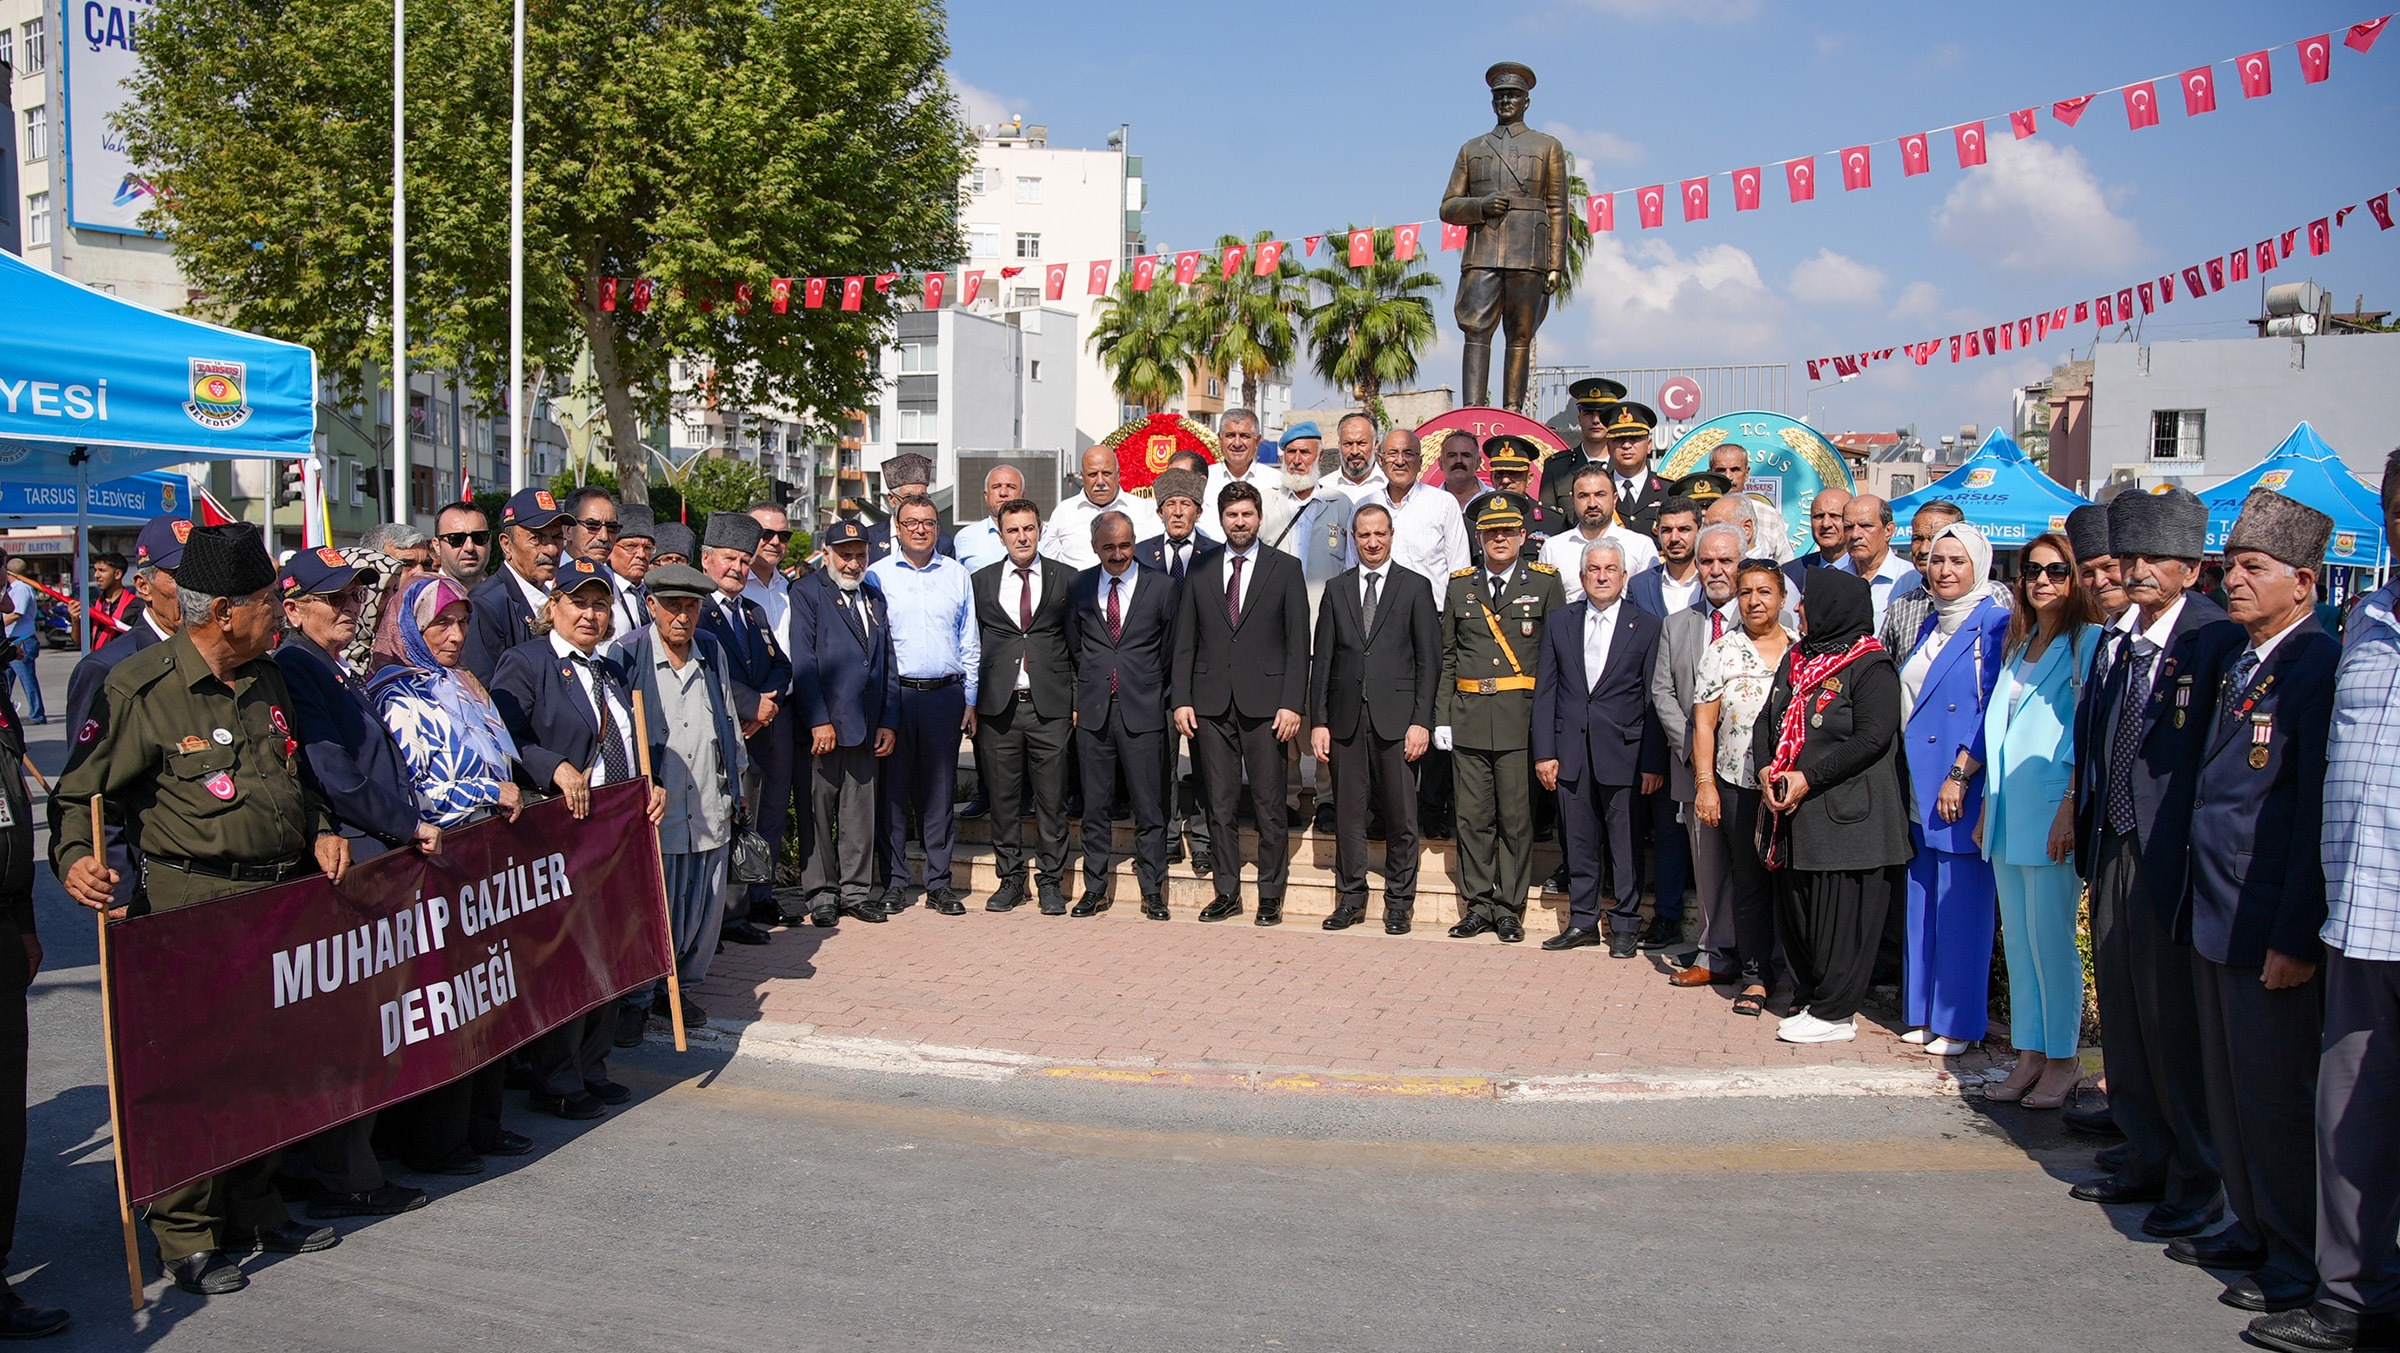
1329, 412, 1386, 497
953, 464, 1024, 577
1041, 445, 1164, 569
1837, 493, 1923, 630
1540, 463, 1658, 599
1199, 408, 1289, 545
1263, 423, 1350, 625
1356, 430, 1470, 611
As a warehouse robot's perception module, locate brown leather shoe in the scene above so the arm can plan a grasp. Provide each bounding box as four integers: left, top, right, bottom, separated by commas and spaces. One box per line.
1669, 965, 1735, 987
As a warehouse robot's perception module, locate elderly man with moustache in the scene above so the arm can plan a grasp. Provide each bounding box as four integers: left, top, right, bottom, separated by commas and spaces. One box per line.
1837, 494, 1923, 632
1649, 521, 1745, 983
561, 485, 621, 566
1042, 446, 1165, 570
463, 487, 569, 681
791, 521, 900, 927
607, 505, 657, 635
696, 512, 792, 943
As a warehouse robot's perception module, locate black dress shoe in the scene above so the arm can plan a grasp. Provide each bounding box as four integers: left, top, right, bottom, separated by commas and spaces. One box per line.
1606, 930, 1640, 959
1255, 902, 1283, 927
810, 904, 839, 928
407, 1146, 487, 1177
1141, 897, 1170, 921
583, 1079, 632, 1106
528, 1091, 605, 1121
876, 887, 912, 914
1543, 866, 1570, 894
1638, 915, 1681, 950
1384, 913, 1412, 935
959, 793, 990, 819
2068, 1174, 2166, 1206
1166, 836, 1186, 865
1070, 894, 1112, 918
1323, 907, 1366, 931
679, 995, 708, 1027
2062, 1104, 2122, 1138
1313, 802, 1336, 833
0, 1285, 71, 1338
2142, 1196, 2225, 1238
928, 888, 967, 916
748, 900, 784, 926
226, 1221, 341, 1254
473, 1129, 535, 1157
2247, 1306, 2400, 1352
1422, 821, 1452, 843
1197, 898, 1243, 923
2220, 1273, 2316, 1313
1494, 915, 1523, 943
166, 1251, 248, 1295
722, 922, 772, 945
1448, 914, 1492, 939
612, 1004, 650, 1048
1038, 885, 1069, 916
1542, 926, 1602, 951
1189, 849, 1215, 878
2168, 1232, 2268, 1269
838, 899, 889, 924
985, 879, 1027, 913
306, 1182, 429, 1220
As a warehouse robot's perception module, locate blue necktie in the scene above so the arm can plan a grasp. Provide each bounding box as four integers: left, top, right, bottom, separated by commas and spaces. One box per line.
2104, 640, 2155, 835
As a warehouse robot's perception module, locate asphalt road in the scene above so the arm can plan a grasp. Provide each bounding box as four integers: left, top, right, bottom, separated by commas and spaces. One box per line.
8, 651, 2259, 1351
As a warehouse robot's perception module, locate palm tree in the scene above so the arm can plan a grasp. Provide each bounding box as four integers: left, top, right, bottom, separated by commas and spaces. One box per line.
1086, 271, 1199, 414
1188, 229, 1305, 414
1305, 226, 1442, 425
1555, 172, 1597, 306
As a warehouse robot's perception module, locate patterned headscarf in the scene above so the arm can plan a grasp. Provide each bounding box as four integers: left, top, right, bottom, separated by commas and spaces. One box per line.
369, 577, 517, 769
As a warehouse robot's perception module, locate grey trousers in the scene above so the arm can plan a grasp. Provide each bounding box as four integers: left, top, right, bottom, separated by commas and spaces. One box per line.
806, 742, 880, 906
2091, 827, 2220, 1210
2193, 950, 2322, 1292
628, 843, 732, 1015
1687, 798, 1737, 970
2318, 948, 2400, 1320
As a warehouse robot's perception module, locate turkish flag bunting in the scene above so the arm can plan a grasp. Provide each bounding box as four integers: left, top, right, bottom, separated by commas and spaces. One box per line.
2337, 205, 2355, 227
1440, 221, 1469, 249
1254, 240, 1287, 275
1086, 260, 1111, 296
2238, 50, 2274, 98
2117, 287, 2135, 317
1998, 323, 2012, 351
1949, 335, 1962, 363
1044, 263, 1067, 300
1806, 360, 1822, 382
2256, 241, 2278, 273
1132, 256, 1158, 291
2037, 313, 2050, 340
599, 277, 618, 312
1395, 223, 1422, 260
1220, 245, 1245, 279
1969, 331, 1982, 357
2229, 248, 2249, 282
2181, 66, 2217, 116
2309, 218, 2331, 256
2074, 300, 2089, 323
2053, 306, 2071, 330
804, 277, 827, 309
921, 273, 944, 308
1900, 134, 1930, 176
1303, 235, 1323, 257
2281, 228, 2299, 258
2182, 265, 2206, 297
2349, 17, 2390, 51
841, 276, 864, 311
2207, 257, 2226, 290
1832, 355, 1859, 377
1733, 168, 1762, 211
1173, 251, 1202, 285
2017, 319, 2032, 347
2053, 95, 2094, 126
1914, 343, 1933, 366
1954, 122, 1988, 168
1981, 326, 1996, 352
2370, 194, 2395, 230
771, 278, 791, 313
1347, 230, 1374, 267
632, 279, 654, 312
999, 266, 1024, 278
2010, 108, 2037, 139
872, 273, 895, 294
1839, 146, 1872, 191
732, 283, 752, 314
1682, 177, 1711, 221
2299, 34, 2332, 83
1786, 158, 1817, 202
960, 271, 982, 306
2123, 82, 2161, 129
2137, 281, 2154, 315
2096, 296, 2113, 326
1637, 185, 1667, 228
2159, 274, 2175, 304
1587, 193, 1615, 233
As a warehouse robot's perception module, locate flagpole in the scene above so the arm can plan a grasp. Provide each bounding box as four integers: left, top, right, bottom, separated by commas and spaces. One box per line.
390, 0, 408, 526
506, 0, 526, 494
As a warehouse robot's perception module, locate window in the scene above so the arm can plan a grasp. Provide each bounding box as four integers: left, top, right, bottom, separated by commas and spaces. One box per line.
0, 29, 13, 71
348, 460, 365, 507
24, 193, 49, 247
22, 106, 44, 162
1889, 474, 1916, 497
2150, 409, 2205, 460
1009, 286, 1040, 309
897, 339, 935, 373
1207, 378, 1221, 397
967, 167, 990, 193
1014, 231, 1041, 259
19, 18, 43, 75
408, 391, 432, 439
896, 406, 935, 440
1014, 177, 1042, 204
1028, 360, 1043, 382
968, 225, 1000, 258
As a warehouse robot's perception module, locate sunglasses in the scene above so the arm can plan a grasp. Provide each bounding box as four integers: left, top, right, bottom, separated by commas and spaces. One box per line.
2024, 562, 2074, 581
436, 531, 483, 548
575, 517, 623, 535
757, 530, 792, 544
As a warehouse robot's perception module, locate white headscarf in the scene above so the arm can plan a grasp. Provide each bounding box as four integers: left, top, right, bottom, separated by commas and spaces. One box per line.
1926, 521, 1994, 635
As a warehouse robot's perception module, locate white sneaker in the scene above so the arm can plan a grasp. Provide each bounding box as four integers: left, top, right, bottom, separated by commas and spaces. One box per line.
1778, 1013, 1858, 1044
1899, 1027, 1931, 1045
1922, 1036, 1974, 1056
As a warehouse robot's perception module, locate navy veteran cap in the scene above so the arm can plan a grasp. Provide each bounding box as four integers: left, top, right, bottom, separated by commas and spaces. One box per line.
1569, 377, 1628, 409
553, 557, 616, 595
1483, 435, 1540, 474
134, 514, 193, 571
281, 546, 363, 596
502, 486, 567, 530
821, 518, 870, 548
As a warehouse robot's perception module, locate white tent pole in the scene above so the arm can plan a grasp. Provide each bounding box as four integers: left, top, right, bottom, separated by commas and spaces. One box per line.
74, 454, 90, 656
390, 0, 408, 525
506, 0, 526, 494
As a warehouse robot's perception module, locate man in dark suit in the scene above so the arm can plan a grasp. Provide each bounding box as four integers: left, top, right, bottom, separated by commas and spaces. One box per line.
1309, 502, 1437, 933
0, 674, 69, 1337
697, 511, 793, 941
1598, 401, 1674, 540
463, 486, 567, 681
2070, 486, 2246, 1239
1171, 482, 1311, 926
972, 499, 1079, 915
2183, 492, 2341, 1313
1136, 470, 1222, 872
790, 521, 900, 927
1534, 537, 1666, 956
1067, 511, 1175, 918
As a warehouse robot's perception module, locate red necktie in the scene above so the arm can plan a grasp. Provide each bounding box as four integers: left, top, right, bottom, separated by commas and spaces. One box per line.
1106, 575, 1122, 694
1711, 610, 1725, 643
1227, 554, 1246, 627
1016, 567, 1034, 629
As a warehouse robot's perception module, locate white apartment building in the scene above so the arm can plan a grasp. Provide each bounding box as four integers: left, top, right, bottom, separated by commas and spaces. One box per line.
852, 304, 1079, 524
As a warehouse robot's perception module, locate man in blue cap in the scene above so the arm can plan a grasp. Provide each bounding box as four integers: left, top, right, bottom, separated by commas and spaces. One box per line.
463, 487, 568, 681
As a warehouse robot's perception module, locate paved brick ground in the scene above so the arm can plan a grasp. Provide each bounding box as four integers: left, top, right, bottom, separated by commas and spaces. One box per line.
694, 906, 1975, 1079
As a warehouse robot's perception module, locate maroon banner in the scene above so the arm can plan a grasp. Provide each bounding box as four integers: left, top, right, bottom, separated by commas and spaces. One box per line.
105, 781, 672, 1204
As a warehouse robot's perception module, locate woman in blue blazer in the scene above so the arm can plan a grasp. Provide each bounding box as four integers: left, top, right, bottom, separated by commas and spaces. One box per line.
1897, 523, 2013, 1055
1977, 532, 2103, 1107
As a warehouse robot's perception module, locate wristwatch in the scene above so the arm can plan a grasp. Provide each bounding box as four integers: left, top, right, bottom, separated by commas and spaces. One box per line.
1945, 766, 1974, 785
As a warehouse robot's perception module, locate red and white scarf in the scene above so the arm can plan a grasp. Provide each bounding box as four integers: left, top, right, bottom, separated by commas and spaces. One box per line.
1760, 636, 1883, 859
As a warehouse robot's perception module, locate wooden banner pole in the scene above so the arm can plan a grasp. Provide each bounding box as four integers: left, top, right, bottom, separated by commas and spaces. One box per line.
89, 795, 145, 1310
19, 754, 50, 799
630, 693, 686, 1051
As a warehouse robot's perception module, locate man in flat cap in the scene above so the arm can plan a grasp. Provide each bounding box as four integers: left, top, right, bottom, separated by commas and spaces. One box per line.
1440, 62, 1570, 413
867, 452, 953, 564
2069, 485, 2245, 1240
697, 512, 791, 942
2184, 492, 2341, 1317
55, 522, 349, 1295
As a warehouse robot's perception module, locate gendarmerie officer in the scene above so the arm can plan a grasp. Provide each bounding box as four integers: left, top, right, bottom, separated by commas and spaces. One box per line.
1538, 378, 1624, 526
54, 522, 349, 1297
1465, 438, 1560, 567
1599, 401, 1675, 540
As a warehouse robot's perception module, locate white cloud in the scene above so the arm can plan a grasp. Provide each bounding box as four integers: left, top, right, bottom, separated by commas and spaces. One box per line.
1889, 281, 1944, 322
1934, 137, 2142, 275
1542, 122, 1643, 169
1786, 249, 1887, 307
1569, 0, 1762, 21
1562, 237, 1786, 359
948, 77, 1020, 130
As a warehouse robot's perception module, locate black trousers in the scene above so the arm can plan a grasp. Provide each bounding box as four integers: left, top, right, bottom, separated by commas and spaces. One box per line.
1779, 863, 1897, 1022
2193, 950, 2322, 1293
1077, 701, 1168, 903
1724, 786, 1781, 980
2317, 949, 2400, 1321
526, 1009, 613, 1100
741, 705, 794, 913
1559, 773, 1642, 933
2092, 826, 2220, 1210
291, 1118, 383, 1194
879, 683, 964, 892
1194, 710, 1291, 905
1328, 729, 1419, 918
0, 915, 25, 1267
375, 1064, 506, 1168
973, 692, 1072, 890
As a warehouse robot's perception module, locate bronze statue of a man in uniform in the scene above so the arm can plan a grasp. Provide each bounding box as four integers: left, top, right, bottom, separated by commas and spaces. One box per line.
1440, 62, 1570, 414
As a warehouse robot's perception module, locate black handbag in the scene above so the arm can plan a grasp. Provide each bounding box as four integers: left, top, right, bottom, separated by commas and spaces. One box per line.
728, 802, 774, 884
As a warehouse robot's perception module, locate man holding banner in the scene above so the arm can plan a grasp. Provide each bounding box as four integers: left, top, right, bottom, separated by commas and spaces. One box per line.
54, 522, 352, 1296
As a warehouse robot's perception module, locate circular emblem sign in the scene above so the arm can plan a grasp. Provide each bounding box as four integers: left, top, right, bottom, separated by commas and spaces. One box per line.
1656, 376, 1703, 423
1660, 412, 1856, 558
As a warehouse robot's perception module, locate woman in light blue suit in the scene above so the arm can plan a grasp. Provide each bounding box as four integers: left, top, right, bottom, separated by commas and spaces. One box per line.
1897, 522, 2014, 1056
1977, 532, 2103, 1108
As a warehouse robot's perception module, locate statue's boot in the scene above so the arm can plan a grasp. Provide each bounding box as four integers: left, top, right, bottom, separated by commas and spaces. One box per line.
1502, 339, 1534, 415
1460, 338, 1492, 409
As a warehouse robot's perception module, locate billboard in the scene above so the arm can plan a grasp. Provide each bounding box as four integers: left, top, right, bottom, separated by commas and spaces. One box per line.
63, 0, 163, 235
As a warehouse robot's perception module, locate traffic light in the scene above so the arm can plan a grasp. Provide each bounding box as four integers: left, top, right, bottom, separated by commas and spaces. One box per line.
278, 460, 307, 506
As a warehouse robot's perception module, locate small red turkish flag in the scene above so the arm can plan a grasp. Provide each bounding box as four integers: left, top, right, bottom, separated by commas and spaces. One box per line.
1998, 323, 2012, 352
2123, 82, 2161, 129
2096, 296, 2113, 326
2137, 282, 2155, 315
2299, 34, 2332, 83
2207, 257, 2226, 290
1394, 223, 1422, 260
2238, 50, 2274, 98
2370, 194, 2395, 230
1303, 235, 1323, 257
1733, 167, 1762, 211
872, 273, 896, 294
1637, 185, 1667, 228
2181, 66, 2217, 116
1954, 122, 1988, 168
1806, 360, 1822, 382
1833, 355, 1859, 377
1086, 260, 1111, 296
2229, 248, 2249, 282
1969, 331, 1983, 357
2282, 228, 2300, 259
1900, 134, 1930, 177
841, 276, 864, 311
1949, 335, 1962, 362
2182, 265, 2206, 297
770, 278, 790, 313
1044, 263, 1067, 300
2018, 318, 2032, 346
1220, 245, 1246, 279
921, 273, 945, 308
599, 277, 618, 312
1347, 230, 1374, 267
2037, 313, 2050, 340
632, 279, 653, 312
733, 283, 753, 314
2074, 300, 2089, 323
2009, 108, 2037, 139
1440, 222, 1468, 250
1173, 251, 1201, 285
2052, 95, 2094, 127
961, 271, 982, 306
1913, 343, 1933, 366
1586, 194, 1615, 232
1839, 146, 1872, 191
1978, 328, 1994, 355
2349, 17, 2390, 51
2257, 240, 2279, 272
2337, 205, 2356, 228
2116, 286, 2135, 317
1681, 177, 1711, 221
1785, 158, 1817, 202
1254, 240, 1287, 275
1132, 256, 1158, 291
2159, 274, 2175, 304
804, 277, 827, 309
2053, 306, 2071, 330
2308, 218, 2331, 256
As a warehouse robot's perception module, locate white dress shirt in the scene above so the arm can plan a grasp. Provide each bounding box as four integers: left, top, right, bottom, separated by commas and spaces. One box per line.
1357, 562, 1393, 612
1157, 533, 1203, 580
508, 564, 550, 617
743, 565, 793, 639
1583, 598, 1623, 691
1657, 566, 1703, 615
1540, 524, 1659, 602
1355, 480, 1470, 610
1197, 460, 1290, 543
1040, 492, 1164, 570
1095, 562, 1140, 616
1218, 542, 1261, 614
1004, 558, 1043, 690
548, 631, 636, 784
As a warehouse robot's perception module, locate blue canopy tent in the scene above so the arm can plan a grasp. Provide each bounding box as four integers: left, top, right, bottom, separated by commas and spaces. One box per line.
2199, 421, 2387, 573
1891, 429, 2091, 549
0, 248, 316, 649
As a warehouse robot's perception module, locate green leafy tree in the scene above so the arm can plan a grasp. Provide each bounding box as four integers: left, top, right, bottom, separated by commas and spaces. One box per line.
120, 0, 973, 506
1305, 227, 1442, 425
1086, 271, 1200, 415
1187, 230, 1304, 415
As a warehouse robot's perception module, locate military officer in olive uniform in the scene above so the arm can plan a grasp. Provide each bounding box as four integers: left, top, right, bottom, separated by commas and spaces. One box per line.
54, 522, 349, 1297
1463, 439, 1560, 568
1538, 378, 1626, 526
1600, 401, 1676, 540
1439, 62, 1571, 413
1436, 498, 1567, 943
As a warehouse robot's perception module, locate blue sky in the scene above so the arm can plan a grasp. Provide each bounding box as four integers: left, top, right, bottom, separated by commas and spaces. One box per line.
945, 0, 2400, 443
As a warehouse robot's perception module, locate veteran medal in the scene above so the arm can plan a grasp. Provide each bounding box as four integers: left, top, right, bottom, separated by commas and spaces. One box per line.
2249, 713, 2272, 770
